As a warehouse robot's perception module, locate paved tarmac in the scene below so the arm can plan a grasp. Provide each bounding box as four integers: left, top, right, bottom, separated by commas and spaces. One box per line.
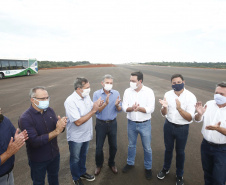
0, 65, 225, 185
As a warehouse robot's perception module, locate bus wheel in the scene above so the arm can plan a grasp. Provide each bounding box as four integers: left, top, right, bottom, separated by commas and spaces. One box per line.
27, 71, 31, 76
0, 73, 4, 79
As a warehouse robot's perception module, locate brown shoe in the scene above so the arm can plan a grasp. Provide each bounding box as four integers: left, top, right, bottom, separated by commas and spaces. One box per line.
110, 166, 118, 174
95, 167, 101, 176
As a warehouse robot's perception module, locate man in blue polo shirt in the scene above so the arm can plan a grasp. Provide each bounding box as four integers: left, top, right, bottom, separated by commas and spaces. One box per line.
19, 86, 67, 185
0, 108, 28, 185
93, 74, 122, 176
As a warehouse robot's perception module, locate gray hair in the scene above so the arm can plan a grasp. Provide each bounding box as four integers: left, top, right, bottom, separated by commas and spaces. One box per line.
216, 82, 226, 88
102, 74, 114, 82
29, 86, 47, 98
74, 77, 88, 90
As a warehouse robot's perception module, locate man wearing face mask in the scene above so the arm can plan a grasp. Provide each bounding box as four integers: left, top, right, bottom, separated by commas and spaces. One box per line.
64, 77, 103, 185
19, 86, 67, 185
0, 108, 28, 185
157, 74, 197, 185
194, 82, 226, 185
122, 71, 155, 180
93, 74, 122, 176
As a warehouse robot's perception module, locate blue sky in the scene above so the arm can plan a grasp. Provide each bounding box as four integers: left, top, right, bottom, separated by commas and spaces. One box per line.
0, 0, 226, 64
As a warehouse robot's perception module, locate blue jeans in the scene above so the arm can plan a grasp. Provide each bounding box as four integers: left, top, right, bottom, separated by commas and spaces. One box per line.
28, 154, 60, 185
68, 141, 89, 181
201, 139, 226, 185
95, 118, 117, 167
163, 119, 189, 177
127, 119, 152, 170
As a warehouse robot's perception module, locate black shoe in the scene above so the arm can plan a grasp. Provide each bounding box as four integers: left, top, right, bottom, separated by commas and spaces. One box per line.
145, 169, 152, 180
73, 178, 84, 185
80, 173, 95, 181
122, 164, 134, 173
157, 168, 169, 180
176, 176, 184, 185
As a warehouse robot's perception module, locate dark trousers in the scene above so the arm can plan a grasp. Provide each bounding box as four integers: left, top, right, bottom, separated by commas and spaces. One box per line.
201, 139, 226, 185
29, 154, 60, 185
95, 118, 117, 167
163, 119, 189, 177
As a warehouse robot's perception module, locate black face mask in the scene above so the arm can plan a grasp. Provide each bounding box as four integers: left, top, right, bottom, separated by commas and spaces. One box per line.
0, 114, 4, 123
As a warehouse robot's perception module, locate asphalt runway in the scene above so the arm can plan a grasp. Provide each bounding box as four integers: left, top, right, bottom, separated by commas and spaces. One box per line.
0, 65, 225, 185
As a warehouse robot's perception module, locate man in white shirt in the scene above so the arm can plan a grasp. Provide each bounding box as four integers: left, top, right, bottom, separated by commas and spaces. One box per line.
122, 71, 155, 180
64, 77, 102, 185
157, 74, 197, 185
194, 82, 226, 185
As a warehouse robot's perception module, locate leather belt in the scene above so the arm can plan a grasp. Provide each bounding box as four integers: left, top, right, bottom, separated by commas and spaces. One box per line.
204, 139, 226, 147
169, 122, 186, 127
135, 119, 150, 123
97, 118, 116, 123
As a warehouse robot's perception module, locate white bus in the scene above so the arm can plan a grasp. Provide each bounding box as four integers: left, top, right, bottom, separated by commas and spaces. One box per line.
0, 59, 38, 79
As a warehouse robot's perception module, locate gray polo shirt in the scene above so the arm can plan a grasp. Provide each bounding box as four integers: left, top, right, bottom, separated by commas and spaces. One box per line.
64, 91, 93, 143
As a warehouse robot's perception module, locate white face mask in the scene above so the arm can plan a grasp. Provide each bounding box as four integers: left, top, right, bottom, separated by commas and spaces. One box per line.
130, 82, 137, 90
104, 84, 113, 91
81, 88, 91, 97
214, 94, 226, 105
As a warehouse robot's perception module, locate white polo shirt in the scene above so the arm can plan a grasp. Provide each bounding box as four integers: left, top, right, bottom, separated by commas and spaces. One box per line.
195, 100, 226, 144
122, 85, 155, 122
163, 88, 197, 125
64, 91, 93, 143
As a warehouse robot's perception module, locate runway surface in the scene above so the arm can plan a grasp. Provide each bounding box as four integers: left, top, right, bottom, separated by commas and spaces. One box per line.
0, 64, 225, 185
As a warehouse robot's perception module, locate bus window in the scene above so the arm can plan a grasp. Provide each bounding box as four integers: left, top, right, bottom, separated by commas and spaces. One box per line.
9, 61, 17, 69
17, 61, 23, 69
0, 61, 2, 70
1, 61, 9, 70
23, 61, 28, 68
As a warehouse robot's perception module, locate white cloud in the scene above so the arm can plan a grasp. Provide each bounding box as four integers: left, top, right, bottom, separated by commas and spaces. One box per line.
0, 0, 226, 63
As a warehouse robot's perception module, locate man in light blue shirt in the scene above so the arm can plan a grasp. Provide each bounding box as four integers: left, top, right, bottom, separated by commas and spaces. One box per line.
64, 77, 102, 185
93, 74, 122, 176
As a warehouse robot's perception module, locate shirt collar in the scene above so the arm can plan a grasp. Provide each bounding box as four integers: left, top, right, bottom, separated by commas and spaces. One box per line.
73, 91, 83, 100
29, 105, 47, 114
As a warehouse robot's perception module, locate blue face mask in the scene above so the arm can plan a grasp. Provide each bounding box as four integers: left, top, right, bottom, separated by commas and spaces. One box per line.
34, 99, 49, 110
172, 83, 184, 91
214, 94, 226, 105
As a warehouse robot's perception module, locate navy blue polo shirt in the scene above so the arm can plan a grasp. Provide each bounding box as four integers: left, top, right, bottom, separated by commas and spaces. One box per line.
19, 106, 59, 162
0, 116, 16, 176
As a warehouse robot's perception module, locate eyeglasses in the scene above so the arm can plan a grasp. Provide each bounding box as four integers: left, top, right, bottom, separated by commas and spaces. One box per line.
33, 96, 50, 101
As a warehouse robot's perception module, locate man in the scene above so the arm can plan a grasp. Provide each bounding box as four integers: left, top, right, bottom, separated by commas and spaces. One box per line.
93, 74, 122, 175
64, 77, 102, 185
122, 71, 155, 180
157, 74, 197, 185
19, 86, 67, 185
0, 108, 28, 185
195, 82, 226, 185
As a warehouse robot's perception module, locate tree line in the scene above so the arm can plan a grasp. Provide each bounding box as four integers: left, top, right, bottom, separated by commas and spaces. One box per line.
142, 62, 226, 69
38, 61, 90, 69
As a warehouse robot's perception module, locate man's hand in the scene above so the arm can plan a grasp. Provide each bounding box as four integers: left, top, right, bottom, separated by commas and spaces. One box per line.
14, 128, 28, 141
175, 99, 181, 110
92, 97, 103, 112
115, 96, 121, 107
206, 121, 221, 131
159, 98, 168, 108
132, 102, 140, 112
6, 136, 25, 156
195, 101, 207, 116
55, 116, 67, 134
105, 93, 111, 105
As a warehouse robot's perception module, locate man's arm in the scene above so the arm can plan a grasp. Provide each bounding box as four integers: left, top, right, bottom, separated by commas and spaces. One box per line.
74, 98, 102, 126
206, 122, 226, 136
48, 116, 67, 141
194, 101, 207, 121
0, 129, 27, 165
176, 99, 193, 122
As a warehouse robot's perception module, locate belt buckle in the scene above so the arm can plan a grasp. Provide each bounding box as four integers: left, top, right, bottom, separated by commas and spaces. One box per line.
105, 120, 111, 123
